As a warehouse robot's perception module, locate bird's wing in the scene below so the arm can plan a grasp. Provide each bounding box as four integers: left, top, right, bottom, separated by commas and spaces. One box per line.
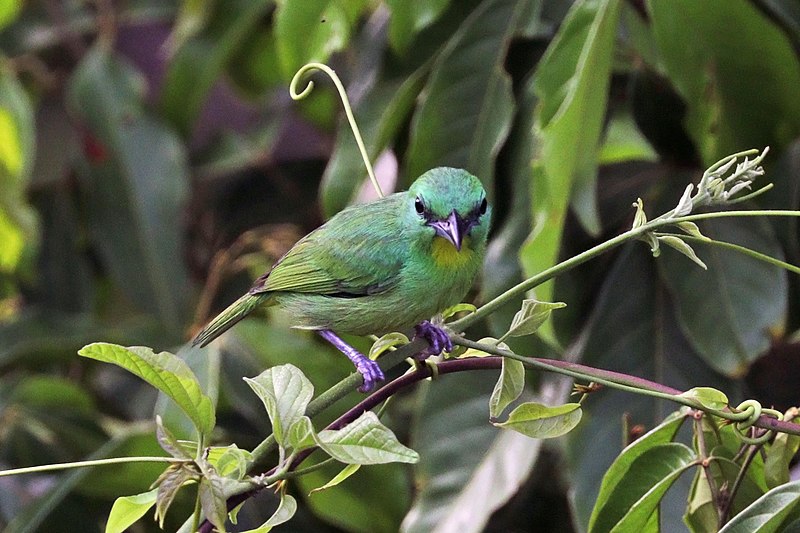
249, 199, 405, 297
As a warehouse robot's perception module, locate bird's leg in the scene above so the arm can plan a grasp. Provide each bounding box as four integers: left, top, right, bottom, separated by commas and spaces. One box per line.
413, 320, 453, 360
318, 329, 385, 393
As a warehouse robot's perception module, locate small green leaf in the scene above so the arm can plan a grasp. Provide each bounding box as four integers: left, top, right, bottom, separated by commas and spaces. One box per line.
765, 430, 800, 489
489, 358, 525, 418
441, 303, 477, 320
316, 411, 419, 465
458, 337, 508, 359
368, 332, 410, 361
679, 387, 729, 411
199, 474, 228, 533
156, 415, 192, 459
659, 235, 708, 270
286, 416, 317, 453
676, 221, 707, 239
239, 493, 298, 532
309, 464, 361, 495
491, 402, 582, 439
244, 364, 313, 446
207, 444, 253, 479
78, 343, 215, 435
718, 480, 800, 533
105, 488, 158, 533
589, 442, 696, 533
502, 299, 567, 340
154, 464, 197, 528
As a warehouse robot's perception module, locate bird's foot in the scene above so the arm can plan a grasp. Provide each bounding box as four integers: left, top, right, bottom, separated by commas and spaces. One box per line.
414, 320, 453, 359
318, 329, 385, 393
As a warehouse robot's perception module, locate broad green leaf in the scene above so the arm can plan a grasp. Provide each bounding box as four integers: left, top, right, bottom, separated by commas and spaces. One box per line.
765, 430, 800, 489
385, 0, 451, 54
658, 218, 787, 377
718, 480, 800, 533
658, 235, 707, 270
160, 0, 272, 135
67, 45, 190, 333
309, 464, 361, 495
610, 444, 696, 532
199, 475, 228, 533
286, 416, 317, 452
501, 298, 567, 340
678, 387, 729, 411
589, 443, 696, 533
369, 332, 410, 361
406, 0, 521, 189
492, 401, 582, 438
533, 0, 622, 233
315, 411, 418, 465
597, 110, 657, 164
239, 493, 298, 532
488, 357, 525, 418
0, 65, 37, 275
78, 343, 215, 435
274, 0, 367, 79
403, 372, 544, 533
105, 488, 159, 533
244, 364, 314, 446
589, 411, 687, 529
648, 0, 800, 164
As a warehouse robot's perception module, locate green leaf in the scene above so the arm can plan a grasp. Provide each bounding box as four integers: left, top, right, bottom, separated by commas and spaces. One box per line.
286, 416, 317, 453
533, 0, 623, 234
765, 430, 800, 489
658, 218, 788, 376
458, 337, 508, 358
0, 0, 21, 30
239, 493, 298, 532
207, 444, 253, 479
274, 0, 367, 79
488, 357, 525, 418
441, 302, 477, 320
199, 474, 228, 533
678, 387, 728, 411
385, 0, 451, 54
160, 0, 272, 135
501, 298, 567, 339
368, 332, 410, 361
588, 443, 696, 533
658, 235, 707, 270
243, 364, 314, 446
105, 488, 159, 533
156, 415, 192, 459
78, 343, 215, 435
491, 401, 582, 438
67, 45, 190, 332
309, 464, 361, 495
315, 411, 419, 465
589, 411, 687, 529
155, 464, 197, 528
718, 481, 800, 533
648, 0, 800, 164
405, 0, 521, 187
676, 221, 707, 240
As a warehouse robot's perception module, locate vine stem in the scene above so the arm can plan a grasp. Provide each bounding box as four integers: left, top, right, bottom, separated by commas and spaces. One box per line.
452, 209, 800, 331
0, 456, 188, 478
289, 62, 383, 198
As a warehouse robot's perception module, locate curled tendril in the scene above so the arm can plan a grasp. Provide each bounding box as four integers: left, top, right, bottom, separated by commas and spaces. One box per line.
732, 399, 784, 445
289, 62, 384, 198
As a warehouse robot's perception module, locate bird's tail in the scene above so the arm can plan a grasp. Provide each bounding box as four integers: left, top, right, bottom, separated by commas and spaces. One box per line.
192, 293, 268, 347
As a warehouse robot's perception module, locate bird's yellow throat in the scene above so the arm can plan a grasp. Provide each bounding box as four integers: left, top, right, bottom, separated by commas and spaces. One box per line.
431, 236, 472, 267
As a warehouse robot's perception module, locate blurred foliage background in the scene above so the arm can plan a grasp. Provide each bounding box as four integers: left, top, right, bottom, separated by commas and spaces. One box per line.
0, 0, 799, 531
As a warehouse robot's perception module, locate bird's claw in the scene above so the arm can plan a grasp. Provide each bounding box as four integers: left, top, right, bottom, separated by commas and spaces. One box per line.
356, 358, 385, 393
414, 320, 453, 359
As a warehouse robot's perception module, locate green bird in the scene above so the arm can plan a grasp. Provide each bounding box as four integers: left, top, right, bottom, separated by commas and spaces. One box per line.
193, 167, 491, 392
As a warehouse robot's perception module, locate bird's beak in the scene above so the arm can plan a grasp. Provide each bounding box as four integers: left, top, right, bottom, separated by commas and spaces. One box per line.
429, 210, 463, 251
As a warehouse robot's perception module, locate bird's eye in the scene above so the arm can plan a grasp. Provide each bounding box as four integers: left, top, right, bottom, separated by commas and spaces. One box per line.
479, 197, 488, 215
414, 196, 425, 215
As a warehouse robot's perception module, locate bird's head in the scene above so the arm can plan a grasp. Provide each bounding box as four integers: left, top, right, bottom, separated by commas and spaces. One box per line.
408, 168, 491, 254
